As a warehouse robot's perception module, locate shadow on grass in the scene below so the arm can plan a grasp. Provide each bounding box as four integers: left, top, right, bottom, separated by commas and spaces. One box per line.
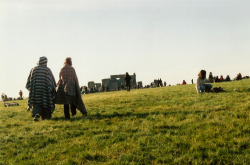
51, 112, 149, 121
51, 108, 225, 121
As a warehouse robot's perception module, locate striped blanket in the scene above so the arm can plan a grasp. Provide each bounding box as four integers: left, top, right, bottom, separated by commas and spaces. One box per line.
26, 57, 56, 113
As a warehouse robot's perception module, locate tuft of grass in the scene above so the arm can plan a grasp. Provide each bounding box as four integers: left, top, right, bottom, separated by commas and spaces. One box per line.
0, 79, 249, 164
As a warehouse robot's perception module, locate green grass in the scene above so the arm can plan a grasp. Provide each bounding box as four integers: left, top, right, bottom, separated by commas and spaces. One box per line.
0, 79, 249, 164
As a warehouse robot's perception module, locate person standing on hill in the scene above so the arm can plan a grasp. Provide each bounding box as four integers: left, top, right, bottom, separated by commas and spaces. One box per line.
196, 70, 212, 94
19, 90, 23, 99
159, 78, 163, 87
124, 72, 131, 92
26, 56, 56, 121
54, 57, 87, 119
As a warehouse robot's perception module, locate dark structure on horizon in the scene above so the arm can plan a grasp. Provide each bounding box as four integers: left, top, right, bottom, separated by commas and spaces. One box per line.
102, 73, 137, 91
86, 73, 137, 92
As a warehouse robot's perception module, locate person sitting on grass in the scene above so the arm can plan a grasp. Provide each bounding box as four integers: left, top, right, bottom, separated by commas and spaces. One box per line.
181, 80, 187, 85
208, 72, 214, 83
220, 75, 224, 82
236, 73, 242, 80
225, 75, 231, 82
214, 76, 220, 82
196, 70, 212, 94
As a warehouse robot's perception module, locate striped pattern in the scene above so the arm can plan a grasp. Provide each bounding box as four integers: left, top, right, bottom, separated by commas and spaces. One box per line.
26, 57, 56, 113
37, 56, 48, 65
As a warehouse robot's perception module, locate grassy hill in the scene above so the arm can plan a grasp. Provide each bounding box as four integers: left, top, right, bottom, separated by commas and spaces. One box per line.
0, 79, 249, 164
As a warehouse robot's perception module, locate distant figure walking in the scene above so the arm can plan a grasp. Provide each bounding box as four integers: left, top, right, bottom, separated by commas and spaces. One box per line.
196, 70, 212, 94
124, 72, 131, 92
159, 78, 163, 87
19, 90, 23, 99
26, 56, 56, 121
54, 57, 87, 119
191, 79, 193, 84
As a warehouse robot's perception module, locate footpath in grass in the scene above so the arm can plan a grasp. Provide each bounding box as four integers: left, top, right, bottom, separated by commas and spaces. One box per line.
0, 79, 249, 164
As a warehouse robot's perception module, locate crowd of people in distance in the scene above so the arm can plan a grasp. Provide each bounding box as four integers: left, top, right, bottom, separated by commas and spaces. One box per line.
148, 79, 166, 88
207, 72, 245, 83
1, 90, 23, 102
2, 56, 249, 121
195, 70, 248, 94
156, 79, 163, 87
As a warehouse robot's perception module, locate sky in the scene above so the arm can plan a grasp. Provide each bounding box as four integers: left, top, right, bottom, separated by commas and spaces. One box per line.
1, 0, 250, 98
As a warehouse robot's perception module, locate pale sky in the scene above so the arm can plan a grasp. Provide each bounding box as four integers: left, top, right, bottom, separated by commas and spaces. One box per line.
1, 0, 250, 98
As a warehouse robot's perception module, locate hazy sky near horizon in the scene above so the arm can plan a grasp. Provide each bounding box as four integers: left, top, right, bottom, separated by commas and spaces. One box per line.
1, 0, 250, 97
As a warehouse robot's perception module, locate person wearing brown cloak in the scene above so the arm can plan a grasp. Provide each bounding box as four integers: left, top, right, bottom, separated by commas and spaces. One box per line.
54, 57, 87, 119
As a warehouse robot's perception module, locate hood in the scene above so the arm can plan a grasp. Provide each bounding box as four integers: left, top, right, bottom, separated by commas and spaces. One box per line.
37, 56, 48, 66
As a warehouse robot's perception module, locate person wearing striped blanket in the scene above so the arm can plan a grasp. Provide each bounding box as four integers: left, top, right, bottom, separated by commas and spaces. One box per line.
26, 56, 56, 121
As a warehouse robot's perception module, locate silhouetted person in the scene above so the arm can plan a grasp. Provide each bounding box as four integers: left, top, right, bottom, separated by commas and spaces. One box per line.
159, 78, 163, 87
182, 80, 187, 85
220, 75, 224, 81
225, 75, 231, 81
191, 79, 193, 84
124, 72, 131, 92
214, 76, 220, 82
236, 73, 242, 80
209, 72, 213, 78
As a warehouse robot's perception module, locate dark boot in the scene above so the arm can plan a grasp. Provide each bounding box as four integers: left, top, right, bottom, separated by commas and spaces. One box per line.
71, 104, 77, 116
64, 104, 70, 119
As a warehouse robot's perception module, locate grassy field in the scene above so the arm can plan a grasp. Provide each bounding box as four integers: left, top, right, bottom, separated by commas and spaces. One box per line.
0, 79, 249, 164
